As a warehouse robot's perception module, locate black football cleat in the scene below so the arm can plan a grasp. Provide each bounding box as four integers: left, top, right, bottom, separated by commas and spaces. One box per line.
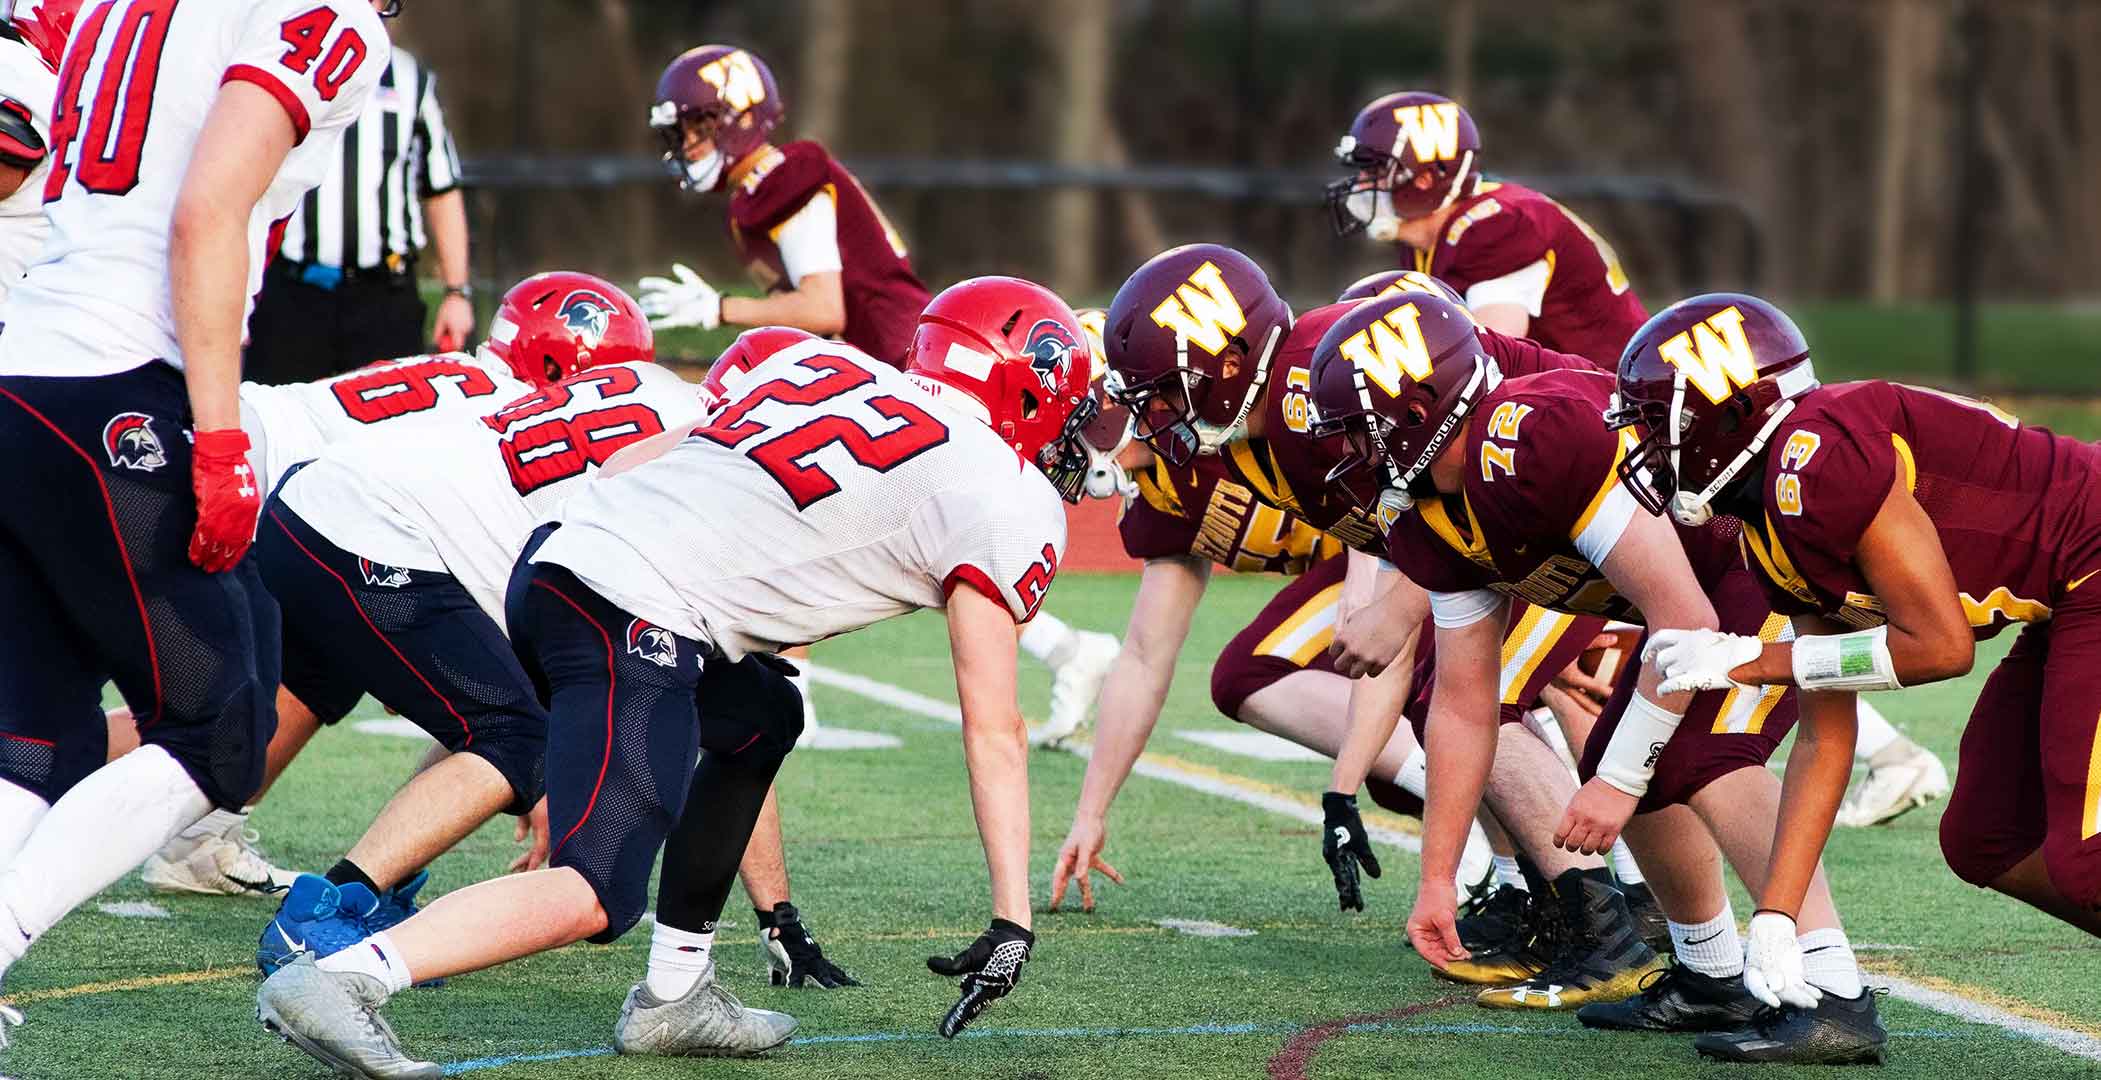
1455, 883, 1531, 954
1476, 867, 1661, 1010
1575, 959, 1764, 1032
1693, 989, 1888, 1065
1619, 881, 1672, 956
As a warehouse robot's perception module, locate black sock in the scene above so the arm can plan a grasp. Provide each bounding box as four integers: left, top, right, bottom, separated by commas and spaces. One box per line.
325, 859, 379, 894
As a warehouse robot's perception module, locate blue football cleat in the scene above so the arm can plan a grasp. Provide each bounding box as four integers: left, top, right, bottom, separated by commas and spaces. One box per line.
367, 870, 444, 988
257, 874, 381, 976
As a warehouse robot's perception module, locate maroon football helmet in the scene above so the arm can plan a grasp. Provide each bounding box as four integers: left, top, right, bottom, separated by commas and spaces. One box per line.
903, 277, 1098, 502
1102, 244, 1292, 467
1325, 92, 1483, 239
1604, 293, 1819, 527
1307, 290, 1498, 514
11, 0, 82, 70
483, 272, 654, 386
1336, 269, 1466, 307
650, 45, 784, 192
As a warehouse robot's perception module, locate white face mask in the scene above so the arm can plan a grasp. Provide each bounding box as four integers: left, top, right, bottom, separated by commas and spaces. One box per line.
1344, 188, 1403, 244
681, 149, 724, 192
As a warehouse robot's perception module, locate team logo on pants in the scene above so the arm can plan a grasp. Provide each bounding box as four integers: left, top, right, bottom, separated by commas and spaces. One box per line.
626, 618, 677, 668
357, 558, 413, 588
101, 412, 167, 472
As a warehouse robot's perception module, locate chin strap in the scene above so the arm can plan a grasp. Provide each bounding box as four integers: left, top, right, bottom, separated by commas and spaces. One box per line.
1667, 362, 1817, 526
1186, 320, 1284, 455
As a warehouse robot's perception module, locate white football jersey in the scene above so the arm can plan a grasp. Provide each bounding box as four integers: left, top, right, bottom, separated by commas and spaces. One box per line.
239, 349, 534, 501
533, 337, 1069, 661
0, 0, 386, 376
280, 361, 705, 627
0, 33, 55, 305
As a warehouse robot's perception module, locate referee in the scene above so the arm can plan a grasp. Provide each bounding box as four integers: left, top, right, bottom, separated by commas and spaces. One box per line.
245, 40, 472, 384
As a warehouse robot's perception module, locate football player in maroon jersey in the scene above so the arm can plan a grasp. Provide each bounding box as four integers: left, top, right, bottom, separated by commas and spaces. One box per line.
1311, 290, 1882, 1062
1622, 294, 2101, 1036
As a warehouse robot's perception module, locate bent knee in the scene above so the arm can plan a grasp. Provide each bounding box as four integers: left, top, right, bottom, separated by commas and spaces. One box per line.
1939, 813, 2030, 888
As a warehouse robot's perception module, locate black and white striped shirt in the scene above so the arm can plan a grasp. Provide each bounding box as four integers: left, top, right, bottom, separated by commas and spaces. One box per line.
276, 47, 461, 270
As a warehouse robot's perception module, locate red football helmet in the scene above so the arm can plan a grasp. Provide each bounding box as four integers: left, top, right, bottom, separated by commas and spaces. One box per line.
1605, 293, 1819, 527
1325, 91, 1483, 239
11, 0, 82, 71
1336, 269, 1466, 307
700, 326, 818, 414
1307, 290, 1498, 514
482, 272, 654, 386
902, 277, 1097, 502
650, 45, 784, 193
1102, 243, 1292, 467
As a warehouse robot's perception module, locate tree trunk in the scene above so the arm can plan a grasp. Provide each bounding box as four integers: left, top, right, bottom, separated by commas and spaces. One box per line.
1667, 0, 1785, 292
1049, 0, 1112, 296
1870, 0, 1925, 302
798, 0, 853, 147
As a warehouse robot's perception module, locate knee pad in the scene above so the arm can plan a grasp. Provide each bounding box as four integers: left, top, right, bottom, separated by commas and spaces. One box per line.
1210, 647, 1293, 722
697, 654, 804, 764
572, 861, 652, 945
1938, 809, 2029, 888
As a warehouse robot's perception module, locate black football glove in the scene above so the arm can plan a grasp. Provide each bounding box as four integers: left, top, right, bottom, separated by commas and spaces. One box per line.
1321, 791, 1382, 911
759, 903, 859, 989
926, 918, 1033, 1038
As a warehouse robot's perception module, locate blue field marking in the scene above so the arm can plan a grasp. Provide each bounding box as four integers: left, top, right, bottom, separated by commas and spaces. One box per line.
439, 1020, 1972, 1074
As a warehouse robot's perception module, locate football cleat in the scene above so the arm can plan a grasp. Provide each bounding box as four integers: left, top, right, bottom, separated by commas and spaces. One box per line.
1454, 884, 1531, 955
1693, 989, 1888, 1065
1032, 630, 1119, 748
1619, 881, 1673, 956
142, 820, 299, 897
0, 1001, 20, 1050
365, 871, 443, 988
1575, 960, 1764, 1032
614, 957, 797, 1057
1836, 739, 1950, 828
257, 874, 380, 976
257, 953, 438, 1080
1475, 868, 1661, 1010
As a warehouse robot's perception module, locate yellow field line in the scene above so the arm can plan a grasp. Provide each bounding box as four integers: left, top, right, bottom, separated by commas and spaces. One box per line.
1110, 745, 1423, 838
3, 966, 249, 1006
1866, 965, 2101, 1041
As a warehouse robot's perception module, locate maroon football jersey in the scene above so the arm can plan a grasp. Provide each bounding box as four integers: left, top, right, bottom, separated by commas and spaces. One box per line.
1739, 381, 2101, 639
1410, 181, 1648, 369
1383, 368, 1742, 621
1220, 302, 1600, 555
727, 140, 931, 366
1120, 455, 1343, 573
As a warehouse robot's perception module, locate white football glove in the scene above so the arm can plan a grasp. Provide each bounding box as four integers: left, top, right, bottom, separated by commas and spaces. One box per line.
1743, 910, 1821, 1009
1643, 628, 1763, 696
636, 263, 722, 331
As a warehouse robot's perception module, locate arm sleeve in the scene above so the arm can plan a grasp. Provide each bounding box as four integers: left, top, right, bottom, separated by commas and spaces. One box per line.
1464, 257, 1552, 317
225, 0, 388, 144
770, 192, 843, 286
413, 68, 462, 197
1570, 467, 1641, 568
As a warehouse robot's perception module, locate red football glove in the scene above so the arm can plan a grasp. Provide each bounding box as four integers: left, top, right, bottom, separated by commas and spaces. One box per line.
188, 428, 260, 573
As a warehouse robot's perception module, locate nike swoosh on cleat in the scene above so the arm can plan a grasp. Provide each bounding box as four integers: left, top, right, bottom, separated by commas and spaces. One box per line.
224, 872, 279, 894
275, 925, 306, 953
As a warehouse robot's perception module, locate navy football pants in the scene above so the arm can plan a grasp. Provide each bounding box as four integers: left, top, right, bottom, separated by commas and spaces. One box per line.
0, 362, 277, 809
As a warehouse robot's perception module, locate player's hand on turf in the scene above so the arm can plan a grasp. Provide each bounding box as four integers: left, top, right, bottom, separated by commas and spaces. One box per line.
1554, 776, 1639, 855
1321, 791, 1381, 911
1328, 604, 1407, 678
1645, 628, 1762, 696
928, 919, 1033, 1038
1744, 910, 1821, 1009
187, 428, 259, 573
763, 903, 860, 989
1048, 815, 1122, 913
509, 796, 549, 873
636, 263, 722, 331
1406, 880, 1468, 969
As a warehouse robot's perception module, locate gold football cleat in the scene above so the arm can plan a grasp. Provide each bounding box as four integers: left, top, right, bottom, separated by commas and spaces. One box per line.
1473, 867, 1660, 1010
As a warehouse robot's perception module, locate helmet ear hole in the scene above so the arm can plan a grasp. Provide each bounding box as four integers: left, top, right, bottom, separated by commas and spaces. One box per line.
542, 356, 562, 384
1404, 400, 1431, 429
1020, 389, 1041, 420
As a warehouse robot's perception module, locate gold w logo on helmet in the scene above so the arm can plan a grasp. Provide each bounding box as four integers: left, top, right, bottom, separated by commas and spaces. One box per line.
699, 50, 767, 111
1149, 261, 1247, 357
1392, 103, 1463, 162
1338, 303, 1434, 396
1657, 306, 1757, 405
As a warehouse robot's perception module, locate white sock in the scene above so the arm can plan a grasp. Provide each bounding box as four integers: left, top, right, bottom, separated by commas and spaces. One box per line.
646, 922, 717, 1000
1492, 855, 1528, 892
1018, 613, 1078, 668
318, 930, 414, 997
0, 745, 209, 966
1799, 927, 1864, 998
1395, 748, 1428, 799
0, 780, 50, 871
1610, 840, 1646, 886
1668, 904, 1743, 978
1853, 700, 1902, 761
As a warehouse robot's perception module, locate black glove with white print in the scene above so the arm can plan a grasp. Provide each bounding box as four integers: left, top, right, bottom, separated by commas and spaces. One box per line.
927, 918, 1034, 1038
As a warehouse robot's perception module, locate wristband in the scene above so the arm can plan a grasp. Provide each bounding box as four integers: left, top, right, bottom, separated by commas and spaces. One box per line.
1594, 692, 1683, 798
1791, 625, 1900, 692
443, 284, 474, 300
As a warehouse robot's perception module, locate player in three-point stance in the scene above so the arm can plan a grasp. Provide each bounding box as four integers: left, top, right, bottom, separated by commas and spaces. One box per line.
0, 0, 389, 1054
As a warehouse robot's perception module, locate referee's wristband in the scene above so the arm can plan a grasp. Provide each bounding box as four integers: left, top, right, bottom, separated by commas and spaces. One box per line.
443, 283, 474, 300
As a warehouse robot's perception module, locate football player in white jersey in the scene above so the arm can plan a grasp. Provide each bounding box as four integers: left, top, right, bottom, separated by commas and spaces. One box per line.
0, 0, 67, 307
0, 0, 388, 1048
257, 276, 1095, 1075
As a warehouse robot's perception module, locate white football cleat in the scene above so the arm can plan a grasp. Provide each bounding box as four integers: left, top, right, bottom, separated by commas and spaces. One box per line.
143, 819, 299, 896
1455, 819, 1496, 905
615, 958, 797, 1057
1032, 631, 1119, 748
1836, 738, 1949, 827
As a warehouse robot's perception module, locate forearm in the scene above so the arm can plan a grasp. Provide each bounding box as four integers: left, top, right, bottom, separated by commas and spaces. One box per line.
962, 709, 1033, 927
1074, 647, 1175, 823
1735, 626, 1967, 690
422, 190, 470, 287
723, 286, 843, 337
1420, 701, 1496, 884
1760, 691, 1855, 917
169, 205, 251, 431
1328, 631, 1419, 793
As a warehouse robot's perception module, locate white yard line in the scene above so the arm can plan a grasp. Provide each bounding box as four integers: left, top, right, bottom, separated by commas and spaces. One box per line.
804, 661, 2101, 1061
